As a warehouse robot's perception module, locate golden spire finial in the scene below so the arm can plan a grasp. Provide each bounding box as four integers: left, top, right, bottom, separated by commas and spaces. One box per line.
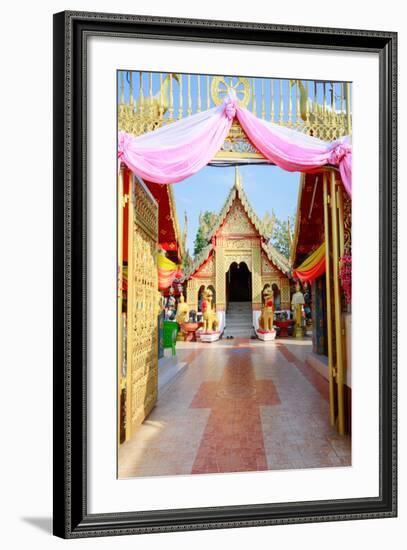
234, 166, 242, 189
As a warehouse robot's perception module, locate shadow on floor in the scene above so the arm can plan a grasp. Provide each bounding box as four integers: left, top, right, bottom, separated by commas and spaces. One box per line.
21, 517, 52, 534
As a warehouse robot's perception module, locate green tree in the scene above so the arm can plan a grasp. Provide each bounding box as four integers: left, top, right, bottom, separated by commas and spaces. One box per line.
271, 215, 295, 258
193, 211, 218, 256
262, 209, 277, 240
182, 248, 194, 272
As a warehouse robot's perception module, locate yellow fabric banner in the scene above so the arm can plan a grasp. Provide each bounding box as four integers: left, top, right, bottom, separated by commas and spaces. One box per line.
295, 242, 325, 271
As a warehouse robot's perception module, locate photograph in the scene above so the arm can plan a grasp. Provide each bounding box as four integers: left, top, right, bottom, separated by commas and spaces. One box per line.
51, 9, 397, 537
117, 72, 353, 479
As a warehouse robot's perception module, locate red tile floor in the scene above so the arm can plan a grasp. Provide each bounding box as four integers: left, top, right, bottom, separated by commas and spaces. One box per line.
118, 338, 351, 478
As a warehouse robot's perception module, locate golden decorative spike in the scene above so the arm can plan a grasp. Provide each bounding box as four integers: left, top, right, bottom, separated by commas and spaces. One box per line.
251, 78, 256, 115
323, 81, 327, 114
178, 73, 183, 119
270, 79, 274, 121
234, 166, 242, 188
341, 82, 345, 114
159, 73, 164, 119
288, 81, 292, 124
206, 75, 210, 109
261, 79, 265, 119
197, 75, 201, 112
138, 72, 143, 115
148, 72, 154, 118
279, 79, 283, 122
287, 217, 293, 249
313, 81, 317, 113
296, 82, 300, 123
305, 80, 311, 122
129, 72, 133, 107
119, 72, 124, 104
345, 82, 352, 134
169, 73, 174, 120
187, 74, 192, 116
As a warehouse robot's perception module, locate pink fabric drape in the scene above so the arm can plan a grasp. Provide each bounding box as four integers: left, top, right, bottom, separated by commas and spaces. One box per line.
118, 90, 352, 196
118, 106, 233, 184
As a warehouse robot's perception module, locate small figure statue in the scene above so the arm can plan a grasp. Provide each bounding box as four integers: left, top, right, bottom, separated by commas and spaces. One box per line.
165, 287, 177, 321
175, 294, 189, 325
259, 286, 274, 331
202, 289, 219, 333
291, 281, 305, 338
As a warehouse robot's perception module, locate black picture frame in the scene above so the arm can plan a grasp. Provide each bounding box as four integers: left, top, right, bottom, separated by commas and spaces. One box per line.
53, 10, 397, 539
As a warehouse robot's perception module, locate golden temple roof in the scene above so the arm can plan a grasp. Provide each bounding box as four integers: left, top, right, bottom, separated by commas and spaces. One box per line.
184, 167, 291, 279
204, 167, 271, 243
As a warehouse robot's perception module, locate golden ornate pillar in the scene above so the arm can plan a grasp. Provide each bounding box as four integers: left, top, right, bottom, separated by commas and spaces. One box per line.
323, 171, 336, 427
330, 170, 346, 435
187, 278, 198, 312
215, 245, 226, 310
280, 279, 291, 309
117, 166, 125, 446
251, 245, 262, 310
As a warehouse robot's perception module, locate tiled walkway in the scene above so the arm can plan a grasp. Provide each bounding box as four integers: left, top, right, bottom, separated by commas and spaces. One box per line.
118, 338, 351, 478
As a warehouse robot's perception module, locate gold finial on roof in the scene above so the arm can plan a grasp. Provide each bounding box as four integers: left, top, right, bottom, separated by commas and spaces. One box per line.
234, 166, 242, 189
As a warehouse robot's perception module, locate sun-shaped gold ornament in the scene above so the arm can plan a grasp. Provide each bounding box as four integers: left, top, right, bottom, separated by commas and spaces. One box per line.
211, 76, 251, 107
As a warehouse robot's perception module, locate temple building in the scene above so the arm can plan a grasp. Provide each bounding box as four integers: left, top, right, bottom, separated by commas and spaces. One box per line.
184, 168, 291, 326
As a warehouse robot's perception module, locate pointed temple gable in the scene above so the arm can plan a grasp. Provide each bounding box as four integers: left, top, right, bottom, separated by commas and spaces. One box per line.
185, 168, 292, 312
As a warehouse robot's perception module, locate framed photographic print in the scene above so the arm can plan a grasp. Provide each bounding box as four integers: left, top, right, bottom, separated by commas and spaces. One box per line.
53, 11, 397, 538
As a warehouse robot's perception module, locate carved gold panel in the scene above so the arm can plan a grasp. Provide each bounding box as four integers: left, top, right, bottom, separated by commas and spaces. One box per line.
215, 246, 226, 307
251, 246, 262, 306
280, 278, 291, 308
125, 176, 159, 440
198, 256, 215, 276
224, 254, 252, 273
219, 203, 257, 236
261, 255, 280, 275
225, 238, 253, 250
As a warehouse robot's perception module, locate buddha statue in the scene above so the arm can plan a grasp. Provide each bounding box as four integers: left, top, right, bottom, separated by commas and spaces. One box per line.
202, 289, 219, 333
259, 286, 274, 332
291, 282, 305, 337
175, 294, 189, 325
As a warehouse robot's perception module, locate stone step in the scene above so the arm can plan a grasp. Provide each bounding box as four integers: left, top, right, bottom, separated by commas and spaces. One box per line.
223, 328, 255, 337
225, 319, 253, 328
226, 315, 253, 321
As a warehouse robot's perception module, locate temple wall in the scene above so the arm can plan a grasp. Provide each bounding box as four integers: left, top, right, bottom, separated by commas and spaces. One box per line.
185, 198, 292, 313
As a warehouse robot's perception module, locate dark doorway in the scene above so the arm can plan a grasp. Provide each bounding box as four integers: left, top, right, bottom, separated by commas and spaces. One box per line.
226, 262, 252, 302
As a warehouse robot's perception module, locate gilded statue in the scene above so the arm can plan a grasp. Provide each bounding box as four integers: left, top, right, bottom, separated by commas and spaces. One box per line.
175, 294, 189, 325
259, 286, 274, 331
202, 289, 219, 333
291, 282, 305, 337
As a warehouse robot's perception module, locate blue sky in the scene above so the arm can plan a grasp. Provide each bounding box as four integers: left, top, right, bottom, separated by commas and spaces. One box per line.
172, 165, 300, 253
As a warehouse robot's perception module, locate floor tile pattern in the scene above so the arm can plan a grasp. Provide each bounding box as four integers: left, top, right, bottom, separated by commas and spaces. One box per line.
118, 338, 351, 478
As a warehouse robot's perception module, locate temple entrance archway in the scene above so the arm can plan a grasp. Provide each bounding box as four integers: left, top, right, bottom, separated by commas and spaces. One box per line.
226, 261, 252, 304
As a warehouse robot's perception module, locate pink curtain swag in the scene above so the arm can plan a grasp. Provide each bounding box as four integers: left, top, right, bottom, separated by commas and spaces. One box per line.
118, 89, 352, 197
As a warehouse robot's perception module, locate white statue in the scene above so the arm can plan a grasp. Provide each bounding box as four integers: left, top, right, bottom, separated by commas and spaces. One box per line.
291, 282, 305, 337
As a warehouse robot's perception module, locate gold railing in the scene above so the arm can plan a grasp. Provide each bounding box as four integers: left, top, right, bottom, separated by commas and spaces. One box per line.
118, 72, 352, 143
